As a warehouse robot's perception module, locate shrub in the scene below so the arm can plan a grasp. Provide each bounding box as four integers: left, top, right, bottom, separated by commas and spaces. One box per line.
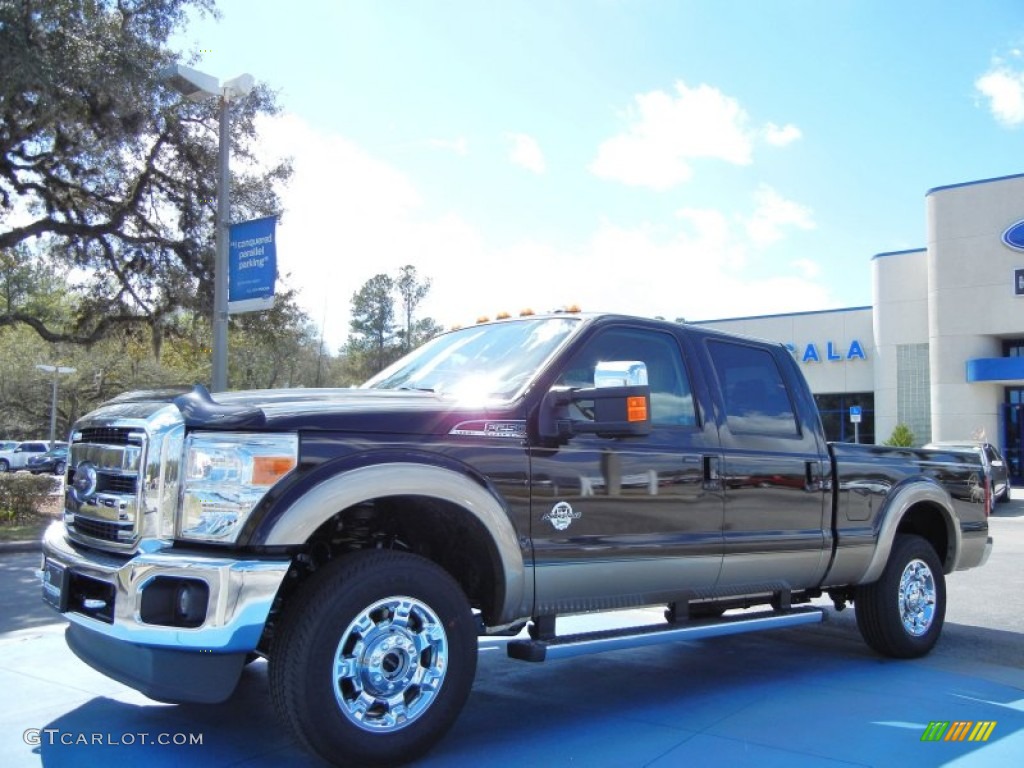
884, 423, 916, 447
0, 473, 59, 524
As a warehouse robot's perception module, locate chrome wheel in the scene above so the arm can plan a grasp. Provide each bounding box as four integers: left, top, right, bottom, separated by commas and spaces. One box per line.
898, 558, 936, 637
270, 550, 477, 766
333, 596, 448, 733
855, 534, 946, 658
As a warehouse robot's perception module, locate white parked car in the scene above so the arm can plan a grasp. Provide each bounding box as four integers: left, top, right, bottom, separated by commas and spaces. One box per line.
0, 440, 51, 472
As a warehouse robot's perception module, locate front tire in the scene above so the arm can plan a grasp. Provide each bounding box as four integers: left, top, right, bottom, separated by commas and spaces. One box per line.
270, 550, 477, 767
855, 534, 946, 658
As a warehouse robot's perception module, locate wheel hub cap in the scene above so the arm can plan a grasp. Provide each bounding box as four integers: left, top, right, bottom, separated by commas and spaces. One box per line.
333, 596, 448, 732
898, 558, 936, 636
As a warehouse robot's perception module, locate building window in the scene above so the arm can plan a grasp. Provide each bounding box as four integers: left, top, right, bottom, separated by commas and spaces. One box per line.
1004, 387, 1024, 481
897, 343, 931, 444
813, 393, 874, 443
1002, 339, 1024, 357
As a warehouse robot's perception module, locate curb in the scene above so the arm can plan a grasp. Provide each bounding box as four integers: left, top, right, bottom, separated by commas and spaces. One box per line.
0, 540, 42, 555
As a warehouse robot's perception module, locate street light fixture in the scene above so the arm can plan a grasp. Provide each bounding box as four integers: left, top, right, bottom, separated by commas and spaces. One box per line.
36, 365, 76, 447
160, 64, 254, 392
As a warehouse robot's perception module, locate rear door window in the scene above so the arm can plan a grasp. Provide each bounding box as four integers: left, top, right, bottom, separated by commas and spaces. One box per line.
708, 340, 799, 437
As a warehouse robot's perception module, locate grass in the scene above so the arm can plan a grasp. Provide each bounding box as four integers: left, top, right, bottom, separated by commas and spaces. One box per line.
0, 514, 54, 543
0, 487, 62, 543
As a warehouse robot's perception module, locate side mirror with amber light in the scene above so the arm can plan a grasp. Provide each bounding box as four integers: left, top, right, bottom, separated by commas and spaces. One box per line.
538, 360, 652, 441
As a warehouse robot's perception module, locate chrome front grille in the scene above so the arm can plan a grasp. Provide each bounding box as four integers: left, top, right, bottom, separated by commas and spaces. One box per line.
66, 428, 145, 549
63, 400, 185, 553
78, 427, 141, 446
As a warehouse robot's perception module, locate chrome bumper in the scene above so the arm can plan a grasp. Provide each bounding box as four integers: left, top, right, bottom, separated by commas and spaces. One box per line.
41, 521, 291, 652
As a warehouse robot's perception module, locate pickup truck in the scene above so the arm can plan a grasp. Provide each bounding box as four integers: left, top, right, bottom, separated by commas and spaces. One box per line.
40, 313, 993, 767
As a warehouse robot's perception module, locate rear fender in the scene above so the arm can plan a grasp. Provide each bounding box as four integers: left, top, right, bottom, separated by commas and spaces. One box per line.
859, 479, 961, 584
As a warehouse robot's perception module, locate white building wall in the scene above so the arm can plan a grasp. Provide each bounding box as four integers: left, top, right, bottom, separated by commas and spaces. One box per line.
927, 175, 1024, 444
872, 249, 929, 442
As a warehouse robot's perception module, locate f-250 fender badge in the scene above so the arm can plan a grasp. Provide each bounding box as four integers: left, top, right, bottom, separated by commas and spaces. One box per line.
543, 501, 581, 531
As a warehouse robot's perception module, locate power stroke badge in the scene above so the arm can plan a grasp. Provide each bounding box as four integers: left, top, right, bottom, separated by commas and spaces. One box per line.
543, 501, 581, 531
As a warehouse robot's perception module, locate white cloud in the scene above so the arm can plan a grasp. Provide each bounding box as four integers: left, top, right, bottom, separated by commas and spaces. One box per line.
744, 185, 815, 246
425, 136, 469, 155
254, 113, 428, 347
589, 80, 755, 190
763, 122, 802, 146
506, 133, 546, 174
790, 258, 822, 279
975, 64, 1024, 126
253, 113, 831, 352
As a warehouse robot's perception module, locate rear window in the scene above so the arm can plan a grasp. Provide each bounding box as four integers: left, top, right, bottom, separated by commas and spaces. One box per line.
708, 340, 799, 437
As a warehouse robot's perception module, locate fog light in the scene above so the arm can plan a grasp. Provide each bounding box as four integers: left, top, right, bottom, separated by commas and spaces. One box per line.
176, 582, 207, 626
140, 576, 209, 628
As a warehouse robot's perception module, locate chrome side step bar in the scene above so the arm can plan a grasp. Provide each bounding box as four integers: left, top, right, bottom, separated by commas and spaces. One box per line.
506, 607, 824, 662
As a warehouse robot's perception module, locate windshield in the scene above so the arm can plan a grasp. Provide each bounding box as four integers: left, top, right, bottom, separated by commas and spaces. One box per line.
363, 317, 581, 401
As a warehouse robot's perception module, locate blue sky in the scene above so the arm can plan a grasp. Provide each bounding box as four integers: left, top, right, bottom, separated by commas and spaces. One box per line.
173, 1, 1024, 347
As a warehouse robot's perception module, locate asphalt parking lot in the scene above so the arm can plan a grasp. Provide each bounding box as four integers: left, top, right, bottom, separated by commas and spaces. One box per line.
2, 505, 1023, 767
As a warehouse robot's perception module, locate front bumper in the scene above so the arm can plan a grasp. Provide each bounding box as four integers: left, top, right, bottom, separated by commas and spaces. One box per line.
41, 522, 291, 702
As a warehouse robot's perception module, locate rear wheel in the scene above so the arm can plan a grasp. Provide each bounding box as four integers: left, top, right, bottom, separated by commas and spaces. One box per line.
0, 460, 8, 472
855, 534, 946, 658
270, 550, 477, 767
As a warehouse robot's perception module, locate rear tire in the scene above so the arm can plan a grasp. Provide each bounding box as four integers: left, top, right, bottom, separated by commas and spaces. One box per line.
855, 534, 945, 658
270, 550, 477, 767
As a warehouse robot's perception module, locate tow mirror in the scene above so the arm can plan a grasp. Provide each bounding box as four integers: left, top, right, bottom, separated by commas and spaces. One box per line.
539, 360, 651, 441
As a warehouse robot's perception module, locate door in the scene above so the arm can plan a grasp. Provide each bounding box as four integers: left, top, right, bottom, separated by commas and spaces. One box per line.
1002, 397, 1024, 484
530, 324, 724, 615
702, 339, 830, 592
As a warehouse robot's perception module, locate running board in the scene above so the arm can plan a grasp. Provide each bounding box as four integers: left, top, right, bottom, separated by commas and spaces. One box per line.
507, 607, 824, 662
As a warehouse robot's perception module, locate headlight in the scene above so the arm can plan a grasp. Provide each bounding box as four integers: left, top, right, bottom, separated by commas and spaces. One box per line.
179, 432, 298, 544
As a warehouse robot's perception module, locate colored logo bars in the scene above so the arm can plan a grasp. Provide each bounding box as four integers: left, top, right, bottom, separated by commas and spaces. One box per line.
921, 721, 997, 742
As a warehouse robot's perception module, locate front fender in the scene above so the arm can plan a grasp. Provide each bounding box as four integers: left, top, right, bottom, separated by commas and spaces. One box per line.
859, 478, 961, 584
261, 462, 529, 623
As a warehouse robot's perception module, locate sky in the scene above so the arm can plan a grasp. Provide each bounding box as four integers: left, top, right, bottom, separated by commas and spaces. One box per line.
172, 0, 1024, 349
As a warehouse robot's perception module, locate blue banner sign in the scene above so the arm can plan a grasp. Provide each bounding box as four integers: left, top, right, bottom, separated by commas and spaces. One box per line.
228, 216, 277, 314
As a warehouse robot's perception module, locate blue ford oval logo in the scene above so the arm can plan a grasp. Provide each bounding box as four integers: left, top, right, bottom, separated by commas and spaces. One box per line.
71, 462, 98, 501
1002, 220, 1024, 251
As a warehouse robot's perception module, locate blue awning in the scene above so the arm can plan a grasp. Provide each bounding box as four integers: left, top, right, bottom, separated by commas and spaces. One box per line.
966, 357, 1024, 383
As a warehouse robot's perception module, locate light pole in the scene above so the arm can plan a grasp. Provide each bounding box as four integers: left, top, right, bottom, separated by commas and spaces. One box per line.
36, 365, 76, 447
161, 64, 254, 392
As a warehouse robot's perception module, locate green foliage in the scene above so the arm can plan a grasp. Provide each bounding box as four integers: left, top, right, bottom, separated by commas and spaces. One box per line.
884, 423, 916, 447
229, 288, 324, 389
341, 267, 442, 383
0, 0, 291, 347
0, 474, 58, 525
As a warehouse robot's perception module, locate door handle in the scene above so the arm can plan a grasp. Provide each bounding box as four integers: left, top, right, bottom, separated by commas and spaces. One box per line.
805, 460, 823, 493
703, 455, 722, 492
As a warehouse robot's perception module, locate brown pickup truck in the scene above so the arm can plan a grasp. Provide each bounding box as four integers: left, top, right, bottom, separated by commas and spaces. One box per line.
42, 313, 992, 766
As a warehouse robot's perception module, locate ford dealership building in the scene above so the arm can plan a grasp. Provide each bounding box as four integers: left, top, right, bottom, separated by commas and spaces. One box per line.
695, 172, 1024, 483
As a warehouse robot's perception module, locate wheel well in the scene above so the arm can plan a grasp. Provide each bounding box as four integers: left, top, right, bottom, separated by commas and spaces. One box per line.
273, 494, 503, 628
895, 502, 952, 569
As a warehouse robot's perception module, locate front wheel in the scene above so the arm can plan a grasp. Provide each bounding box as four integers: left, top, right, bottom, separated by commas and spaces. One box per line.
270, 550, 477, 767
0, 460, 8, 472
855, 534, 946, 658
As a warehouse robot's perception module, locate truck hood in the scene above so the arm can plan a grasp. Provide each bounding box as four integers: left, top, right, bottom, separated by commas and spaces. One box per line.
103, 384, 522, 435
